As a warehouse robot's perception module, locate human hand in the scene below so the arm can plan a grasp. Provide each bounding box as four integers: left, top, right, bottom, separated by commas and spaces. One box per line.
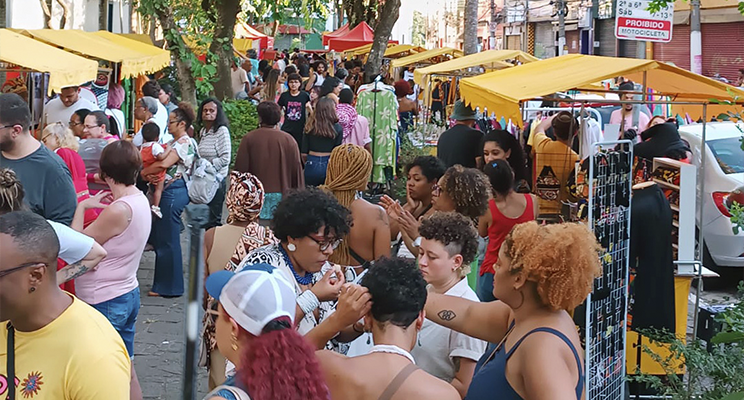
398, 209, 420, 240
333, 284, 372, 328
379, 195, 403, 220
82, 191, 113, 209
405, 190, 420, 212
311, 266, 346, 302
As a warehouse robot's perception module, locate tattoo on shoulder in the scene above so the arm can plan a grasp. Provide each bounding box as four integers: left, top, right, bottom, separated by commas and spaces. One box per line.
377, 207, 389, 225
437, 310, 457, 321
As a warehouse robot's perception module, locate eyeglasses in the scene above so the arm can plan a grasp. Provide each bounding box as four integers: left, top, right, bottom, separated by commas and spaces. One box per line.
432, 184, 442, 196
41, 134, 51, 143
168, 120, 180, 125
308, 235, 342, 252
0, 262, 45, 279
69, 121, 83, 127
0, 124, 18, 130
83, 124, 100, 130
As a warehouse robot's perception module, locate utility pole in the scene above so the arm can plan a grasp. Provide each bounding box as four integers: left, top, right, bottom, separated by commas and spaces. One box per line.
690, 0, 702, 74
557, 0, 566, 56
490, 0, 497, 50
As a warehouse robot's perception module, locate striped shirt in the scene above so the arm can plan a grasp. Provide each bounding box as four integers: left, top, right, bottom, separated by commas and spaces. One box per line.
198, 125, 231, 177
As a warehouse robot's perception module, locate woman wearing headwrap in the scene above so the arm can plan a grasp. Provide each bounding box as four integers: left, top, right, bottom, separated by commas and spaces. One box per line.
202, 171, 278, 389
322, 144, 390, 269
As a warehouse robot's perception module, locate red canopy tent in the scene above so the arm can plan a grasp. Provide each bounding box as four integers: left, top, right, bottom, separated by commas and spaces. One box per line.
322, 23, 349, 46
327, 22, 376, 52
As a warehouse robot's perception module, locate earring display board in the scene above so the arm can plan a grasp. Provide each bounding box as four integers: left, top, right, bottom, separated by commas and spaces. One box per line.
585, 140, 633, 400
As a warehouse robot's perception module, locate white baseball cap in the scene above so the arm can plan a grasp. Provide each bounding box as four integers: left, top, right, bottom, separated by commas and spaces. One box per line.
205, 263, 296, 336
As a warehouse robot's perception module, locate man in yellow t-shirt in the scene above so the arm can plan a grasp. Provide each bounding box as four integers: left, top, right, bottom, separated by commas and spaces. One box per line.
527, 111, 580, 216
0, 211, 130, 399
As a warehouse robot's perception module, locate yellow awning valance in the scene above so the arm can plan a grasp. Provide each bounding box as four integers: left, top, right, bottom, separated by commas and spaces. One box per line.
93, 30, 170, 69
460, 54, 744, 126
19, 29, 169, 79
391, 47, 463, 68
383, 44, 426, 58
413, 49, 538, 84
0, 29, 98, 93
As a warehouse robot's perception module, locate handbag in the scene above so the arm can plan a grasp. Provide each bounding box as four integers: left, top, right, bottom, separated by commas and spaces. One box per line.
185, 138, 219, 204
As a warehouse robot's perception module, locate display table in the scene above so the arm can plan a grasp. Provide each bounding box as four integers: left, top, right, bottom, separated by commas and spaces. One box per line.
626, 266, 718, 375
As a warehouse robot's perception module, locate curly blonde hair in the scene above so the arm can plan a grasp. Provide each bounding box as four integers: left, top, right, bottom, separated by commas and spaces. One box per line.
43, 122, 79, 151
503, 221, 602, 311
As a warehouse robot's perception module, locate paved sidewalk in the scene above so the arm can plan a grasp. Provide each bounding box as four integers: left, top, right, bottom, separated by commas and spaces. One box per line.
133, 232, 209, 399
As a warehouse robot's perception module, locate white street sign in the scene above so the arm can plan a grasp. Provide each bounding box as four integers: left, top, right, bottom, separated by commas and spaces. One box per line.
615, 0, 674, 43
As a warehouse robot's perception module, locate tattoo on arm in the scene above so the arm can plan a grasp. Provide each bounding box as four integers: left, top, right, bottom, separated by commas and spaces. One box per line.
437, 309, 457, 321
453, 357, 461, 373
57, 262, 91, 284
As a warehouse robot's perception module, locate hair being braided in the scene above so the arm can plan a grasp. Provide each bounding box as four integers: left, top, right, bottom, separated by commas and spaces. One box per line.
321, 144, 372, 265
0, 168, 25, 214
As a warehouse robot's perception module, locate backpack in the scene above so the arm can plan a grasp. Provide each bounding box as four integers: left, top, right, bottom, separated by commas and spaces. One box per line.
185, 138, 219, 204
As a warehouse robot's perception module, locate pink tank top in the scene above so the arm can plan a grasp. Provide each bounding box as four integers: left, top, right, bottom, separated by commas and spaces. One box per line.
480, 194, 535, 276
75, 192, 152, 305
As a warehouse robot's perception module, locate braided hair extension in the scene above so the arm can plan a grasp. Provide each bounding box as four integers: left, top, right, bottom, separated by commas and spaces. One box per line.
322, 144, 372, 265
0, 168, 25, 214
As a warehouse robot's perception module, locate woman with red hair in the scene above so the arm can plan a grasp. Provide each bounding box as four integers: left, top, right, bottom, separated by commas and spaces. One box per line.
203, 263, 330, 400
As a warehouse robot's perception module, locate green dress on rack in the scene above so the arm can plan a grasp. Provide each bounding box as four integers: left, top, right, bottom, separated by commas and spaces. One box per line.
356, 89, 398, 184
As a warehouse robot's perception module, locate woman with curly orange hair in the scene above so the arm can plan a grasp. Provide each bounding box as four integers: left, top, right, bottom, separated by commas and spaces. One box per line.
425, 221, 602, 400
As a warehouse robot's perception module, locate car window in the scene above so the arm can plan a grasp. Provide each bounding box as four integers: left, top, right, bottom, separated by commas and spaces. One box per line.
708, 137, 744, 174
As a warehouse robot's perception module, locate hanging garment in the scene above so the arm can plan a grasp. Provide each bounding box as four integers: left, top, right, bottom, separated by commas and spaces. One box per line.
628, 184, 676, 332
357, 89, 398, 184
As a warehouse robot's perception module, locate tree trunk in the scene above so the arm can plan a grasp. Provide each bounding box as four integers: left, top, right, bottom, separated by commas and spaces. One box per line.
463, 0, 479, 54
155, 7, 197, 106
344, 0, 367, 28
335, 0, 344, 29
207, 0, 241, 101
364, 0, 400, 83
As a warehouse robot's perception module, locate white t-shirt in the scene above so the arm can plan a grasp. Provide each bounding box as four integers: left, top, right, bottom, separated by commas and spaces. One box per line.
231, 67, 249, 95
154, 101, 171, 142
411, 278, 486, 382
105, 108, 126, 138
48, 220, 95, 264
44, 97, 100, 125
580, 118, 604, 159
142, 141, 165, 157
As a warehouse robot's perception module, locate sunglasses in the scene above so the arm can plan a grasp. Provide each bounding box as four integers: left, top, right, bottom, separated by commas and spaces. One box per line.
308, 235, 342, 252
0, 262, 46, 279
432, 184, 442, 196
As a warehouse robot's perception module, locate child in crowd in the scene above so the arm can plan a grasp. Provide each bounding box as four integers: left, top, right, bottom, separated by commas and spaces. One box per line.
140, 122, 171, 218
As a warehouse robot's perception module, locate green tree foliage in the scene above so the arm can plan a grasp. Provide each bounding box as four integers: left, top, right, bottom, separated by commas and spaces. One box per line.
646, 0, 743, 14
222, 99, 259, 166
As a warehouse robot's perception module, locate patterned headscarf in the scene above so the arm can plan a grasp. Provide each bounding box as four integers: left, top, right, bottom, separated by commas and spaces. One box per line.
225, 171, 265, 224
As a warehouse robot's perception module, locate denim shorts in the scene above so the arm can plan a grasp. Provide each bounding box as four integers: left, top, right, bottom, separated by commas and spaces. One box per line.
92, 287, 140, 358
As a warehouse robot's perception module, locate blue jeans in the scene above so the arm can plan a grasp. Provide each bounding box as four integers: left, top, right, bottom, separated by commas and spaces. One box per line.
150, 179, 189, 297
92, 287, 140, 358
304, 155, 330, 186
477, 272, 497, 302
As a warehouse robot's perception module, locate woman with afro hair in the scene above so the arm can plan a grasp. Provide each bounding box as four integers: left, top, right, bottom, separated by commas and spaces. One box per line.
425, 221, 602, 400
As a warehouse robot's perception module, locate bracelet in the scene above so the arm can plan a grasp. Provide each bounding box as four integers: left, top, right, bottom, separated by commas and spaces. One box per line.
297, 290, 320, 315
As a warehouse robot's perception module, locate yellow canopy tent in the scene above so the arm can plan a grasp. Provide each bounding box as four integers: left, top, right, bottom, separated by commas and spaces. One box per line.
460, 54, 744, 126
391, 47, 463, 68
93, 30, 170, 66
413, 49, 538, 85
120, 33, 155, 46
343, 42, 399, 58
0, 29, 98, 93
19, 29, 169, 79
233, 38, 253, 54
348, 43, 425, 58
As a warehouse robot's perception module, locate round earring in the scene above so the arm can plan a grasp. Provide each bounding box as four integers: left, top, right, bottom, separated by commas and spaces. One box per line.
29, 287, 36, 293
287, 243, 297, 252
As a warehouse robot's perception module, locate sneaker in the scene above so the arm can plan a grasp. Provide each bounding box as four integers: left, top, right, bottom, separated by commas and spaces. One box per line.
151, 205, 163, 219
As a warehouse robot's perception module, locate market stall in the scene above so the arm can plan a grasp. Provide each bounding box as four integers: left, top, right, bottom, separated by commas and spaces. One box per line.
0, 29, 99, 132
390, 47, 463, 69
457, 53, 744, 400
346, 43, 424, 60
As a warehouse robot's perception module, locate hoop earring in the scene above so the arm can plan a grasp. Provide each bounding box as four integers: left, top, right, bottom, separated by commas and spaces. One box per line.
287, 243, 297, 252
513, 291, 525, 310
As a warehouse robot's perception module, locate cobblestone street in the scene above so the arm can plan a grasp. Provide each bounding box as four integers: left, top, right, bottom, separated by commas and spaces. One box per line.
134, 232, 208, 399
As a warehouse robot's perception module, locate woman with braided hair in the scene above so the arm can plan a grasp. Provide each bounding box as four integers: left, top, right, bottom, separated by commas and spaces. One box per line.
322, 144, 390, 268
425, 221, 602, 400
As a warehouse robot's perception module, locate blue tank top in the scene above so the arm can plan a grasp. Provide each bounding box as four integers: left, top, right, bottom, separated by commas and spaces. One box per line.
465, 324, 585, 400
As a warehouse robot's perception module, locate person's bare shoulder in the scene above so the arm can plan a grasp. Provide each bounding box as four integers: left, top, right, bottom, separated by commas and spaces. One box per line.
401, 370, 461, 400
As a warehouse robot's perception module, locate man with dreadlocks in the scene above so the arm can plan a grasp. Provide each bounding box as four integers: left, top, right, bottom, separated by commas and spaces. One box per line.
322, 144, 390, 270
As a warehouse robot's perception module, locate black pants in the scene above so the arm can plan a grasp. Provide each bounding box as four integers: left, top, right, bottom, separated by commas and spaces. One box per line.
203, 178, 227, 231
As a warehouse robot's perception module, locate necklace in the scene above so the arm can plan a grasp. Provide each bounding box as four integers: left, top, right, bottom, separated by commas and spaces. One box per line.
369, 344, 416, 364
279, 245, 313, 285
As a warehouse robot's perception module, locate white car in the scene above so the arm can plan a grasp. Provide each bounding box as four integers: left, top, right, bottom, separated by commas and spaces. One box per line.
678, 122, 744, 268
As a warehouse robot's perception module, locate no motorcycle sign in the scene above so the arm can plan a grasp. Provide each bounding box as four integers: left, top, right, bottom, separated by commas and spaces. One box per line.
615, 0, 674, 43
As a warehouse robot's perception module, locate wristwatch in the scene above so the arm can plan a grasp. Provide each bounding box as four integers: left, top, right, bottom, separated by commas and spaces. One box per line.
413, 236, 422, 248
